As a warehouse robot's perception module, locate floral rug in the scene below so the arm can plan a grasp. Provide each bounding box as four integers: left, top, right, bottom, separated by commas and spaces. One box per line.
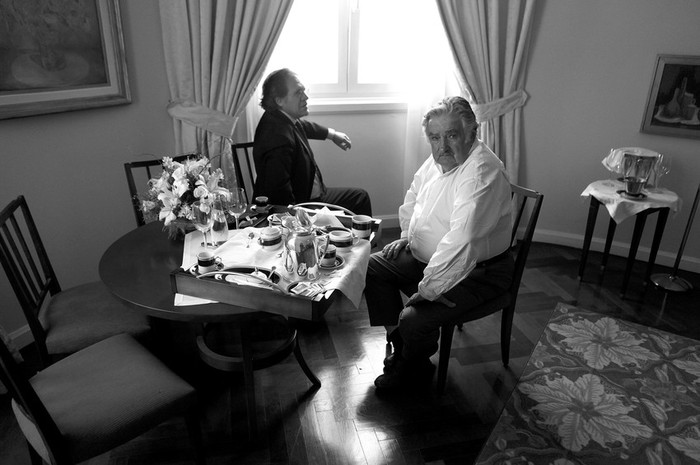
475, 302, 700, 465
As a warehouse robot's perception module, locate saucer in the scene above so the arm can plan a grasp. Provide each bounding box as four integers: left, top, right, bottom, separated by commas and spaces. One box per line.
319, 256, 344, 270
616, 189, 647, 200
187, 262, 224, 276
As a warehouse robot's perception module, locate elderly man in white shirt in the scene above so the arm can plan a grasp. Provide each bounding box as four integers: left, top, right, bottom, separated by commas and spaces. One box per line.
366, 96, 514, 392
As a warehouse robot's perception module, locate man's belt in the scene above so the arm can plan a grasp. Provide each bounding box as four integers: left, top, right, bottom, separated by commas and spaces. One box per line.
475, 249, 511, 268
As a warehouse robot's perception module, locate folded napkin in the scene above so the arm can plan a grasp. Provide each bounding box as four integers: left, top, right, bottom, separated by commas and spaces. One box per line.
296, 206, 345, 228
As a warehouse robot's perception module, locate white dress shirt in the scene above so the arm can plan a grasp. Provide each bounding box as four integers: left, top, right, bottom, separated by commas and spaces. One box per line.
399, 140, 512, 301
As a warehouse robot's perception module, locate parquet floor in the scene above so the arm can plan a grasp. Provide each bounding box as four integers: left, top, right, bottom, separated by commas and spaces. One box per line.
2, 230, 699, 465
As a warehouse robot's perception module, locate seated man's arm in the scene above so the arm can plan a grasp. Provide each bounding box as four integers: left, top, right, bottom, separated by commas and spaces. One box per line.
417, 166, 511, 302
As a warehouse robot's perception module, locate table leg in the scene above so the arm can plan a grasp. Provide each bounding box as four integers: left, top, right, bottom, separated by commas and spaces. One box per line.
645, 208, 669, 286
293, 338, 321, 387
579, 197, 601, 280
622, 211, 649, 297
239, 326, 258, 442
601, 218, 617, 271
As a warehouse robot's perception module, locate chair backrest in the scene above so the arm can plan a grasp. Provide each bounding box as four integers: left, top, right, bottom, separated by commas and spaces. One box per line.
0, 196, 59, 365
508, 183, 544, 296
0, 324, 67, 465
230, 141, 256, 204
123, 154, 193, 227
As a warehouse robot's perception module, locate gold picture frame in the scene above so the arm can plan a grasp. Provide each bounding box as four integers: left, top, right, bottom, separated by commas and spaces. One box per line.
640, 54, 700, 140
0, 0, 130, 120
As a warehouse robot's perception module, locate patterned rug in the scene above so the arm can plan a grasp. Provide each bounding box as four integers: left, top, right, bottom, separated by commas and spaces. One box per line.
475, 302, 700, 465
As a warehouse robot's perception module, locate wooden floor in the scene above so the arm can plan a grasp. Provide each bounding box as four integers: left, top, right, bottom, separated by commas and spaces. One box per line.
2, 230, 700, 465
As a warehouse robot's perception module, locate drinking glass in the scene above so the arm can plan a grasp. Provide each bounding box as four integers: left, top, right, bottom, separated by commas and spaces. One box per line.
192, 200, 214, 248
224, 188, 247, 229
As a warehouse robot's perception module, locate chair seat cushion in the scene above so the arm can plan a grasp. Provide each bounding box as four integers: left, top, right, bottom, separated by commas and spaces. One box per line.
27, 333, 195, 462
40, 281, 150, 354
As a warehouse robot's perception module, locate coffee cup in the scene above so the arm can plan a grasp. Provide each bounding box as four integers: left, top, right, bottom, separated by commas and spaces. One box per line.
197, 250, 223, 274
351, 215, 373, 239
259, 226, 282, 248
329, 230, 354, 248
321, 244, 337, 267
254, 196, 269, 208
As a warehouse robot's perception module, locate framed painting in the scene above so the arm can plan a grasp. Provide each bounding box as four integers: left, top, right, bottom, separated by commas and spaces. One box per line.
0, 0, 130, 120
641, 54, 700, 139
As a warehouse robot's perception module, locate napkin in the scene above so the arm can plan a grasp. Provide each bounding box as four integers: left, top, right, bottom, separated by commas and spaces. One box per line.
293, 206, 346, 228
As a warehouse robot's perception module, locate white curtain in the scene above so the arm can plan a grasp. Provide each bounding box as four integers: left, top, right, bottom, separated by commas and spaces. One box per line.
401, 2, 461, 189
436, 0, 536, 184
159, 0, 293, 188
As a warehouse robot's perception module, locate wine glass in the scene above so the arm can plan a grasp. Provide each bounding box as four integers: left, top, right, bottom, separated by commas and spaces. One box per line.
224, 188, 247, 230
192, 200, 214, 248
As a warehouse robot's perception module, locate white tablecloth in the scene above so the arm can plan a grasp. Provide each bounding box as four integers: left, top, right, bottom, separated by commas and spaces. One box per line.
581, 179, 681, 224
176, 227, 370, 310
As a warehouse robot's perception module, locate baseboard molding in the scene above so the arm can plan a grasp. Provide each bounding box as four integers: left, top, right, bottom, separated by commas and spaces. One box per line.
534, 227, 700, 274
10, 325, 33, 350
376, 214, 700, 274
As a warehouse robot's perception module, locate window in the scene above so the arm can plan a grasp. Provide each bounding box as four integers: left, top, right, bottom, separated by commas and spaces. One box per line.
263, 0, 453, 102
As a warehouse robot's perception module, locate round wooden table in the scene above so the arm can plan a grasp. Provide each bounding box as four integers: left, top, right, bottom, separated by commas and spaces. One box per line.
99, 220, 321, 440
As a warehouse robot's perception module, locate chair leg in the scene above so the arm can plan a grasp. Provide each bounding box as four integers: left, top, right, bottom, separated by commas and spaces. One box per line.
293, 338, 321, 387
436, 324, 456, 394
239, 327, 257, 443
501, 306, 516, 368
184, 410, 206, 465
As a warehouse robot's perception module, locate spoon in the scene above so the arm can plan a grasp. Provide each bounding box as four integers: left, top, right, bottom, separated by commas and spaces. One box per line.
267, 266, 276, 280
246, 232, 255, 247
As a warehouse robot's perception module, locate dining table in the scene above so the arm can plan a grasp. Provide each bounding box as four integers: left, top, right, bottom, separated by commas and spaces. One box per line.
99, 209, 373, 439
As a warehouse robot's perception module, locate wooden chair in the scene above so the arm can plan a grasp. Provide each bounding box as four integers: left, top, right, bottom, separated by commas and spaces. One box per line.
436, 184, 544, 394
123, 154, 193, 227
229, 142, 256, 204
0, 331, 206, 465
0, 196, 150, 368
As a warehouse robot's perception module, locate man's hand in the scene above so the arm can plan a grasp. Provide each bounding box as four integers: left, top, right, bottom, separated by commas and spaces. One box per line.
382, 238, 409, 260
331, 131, 352, 151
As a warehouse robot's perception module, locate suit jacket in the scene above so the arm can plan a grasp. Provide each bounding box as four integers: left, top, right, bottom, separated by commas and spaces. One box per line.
253, 109, 328, 206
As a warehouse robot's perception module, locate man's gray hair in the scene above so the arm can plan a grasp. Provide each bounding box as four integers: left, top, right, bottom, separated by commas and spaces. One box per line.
422, 96, 478, 140
260, 68, 296, 111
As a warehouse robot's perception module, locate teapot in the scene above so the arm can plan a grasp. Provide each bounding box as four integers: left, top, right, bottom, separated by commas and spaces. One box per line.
284, 225, 328, 280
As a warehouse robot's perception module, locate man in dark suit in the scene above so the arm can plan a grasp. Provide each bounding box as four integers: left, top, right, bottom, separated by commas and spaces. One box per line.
253, 68, 372, 216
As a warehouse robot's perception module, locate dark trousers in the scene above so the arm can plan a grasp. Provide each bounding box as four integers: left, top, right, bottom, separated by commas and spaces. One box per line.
314, 187, 372, 216
365, 248, 514, 360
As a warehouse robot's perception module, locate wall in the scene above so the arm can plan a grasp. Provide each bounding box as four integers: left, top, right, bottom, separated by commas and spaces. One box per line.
1, 1, 699, 341
0, 1, 176, 339
524, 0, 700, 272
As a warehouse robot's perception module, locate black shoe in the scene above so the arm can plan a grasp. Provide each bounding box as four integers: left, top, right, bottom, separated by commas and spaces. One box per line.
386, 328, 404, 354
374, 358, 435, 392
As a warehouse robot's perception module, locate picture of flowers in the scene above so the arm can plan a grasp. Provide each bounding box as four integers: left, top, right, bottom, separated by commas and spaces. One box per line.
641, 54, 700, 140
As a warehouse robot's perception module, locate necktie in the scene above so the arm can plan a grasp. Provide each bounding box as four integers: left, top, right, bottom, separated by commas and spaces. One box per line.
295, 121, 326, 197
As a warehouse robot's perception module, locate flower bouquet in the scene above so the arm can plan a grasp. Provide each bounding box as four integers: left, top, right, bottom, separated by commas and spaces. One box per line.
139, 155, 229, 239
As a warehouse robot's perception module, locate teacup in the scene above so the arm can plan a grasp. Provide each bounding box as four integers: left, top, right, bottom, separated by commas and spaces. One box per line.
329, 230, 354, 248
259, 226, 282, 248
321, 244, 337, 267
351, 215, 373, 239
197, 250, 223, 274
254, 196, 269, 208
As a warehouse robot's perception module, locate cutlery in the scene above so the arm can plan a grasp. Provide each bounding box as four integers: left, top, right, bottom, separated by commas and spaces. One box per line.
246, 232, 255, 247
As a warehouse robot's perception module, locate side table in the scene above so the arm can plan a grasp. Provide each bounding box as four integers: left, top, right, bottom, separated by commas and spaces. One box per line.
579, 179, 681, 297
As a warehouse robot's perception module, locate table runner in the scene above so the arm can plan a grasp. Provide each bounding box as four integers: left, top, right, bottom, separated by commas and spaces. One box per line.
581, 179, 681, 224
176, 227, 370, 310
475, 302, 700, 465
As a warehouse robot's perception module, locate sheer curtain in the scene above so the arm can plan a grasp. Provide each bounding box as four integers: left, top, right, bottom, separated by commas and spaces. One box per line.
158, 0, 293, 187
401, 2, 461, 189
436, 0, 536, 184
